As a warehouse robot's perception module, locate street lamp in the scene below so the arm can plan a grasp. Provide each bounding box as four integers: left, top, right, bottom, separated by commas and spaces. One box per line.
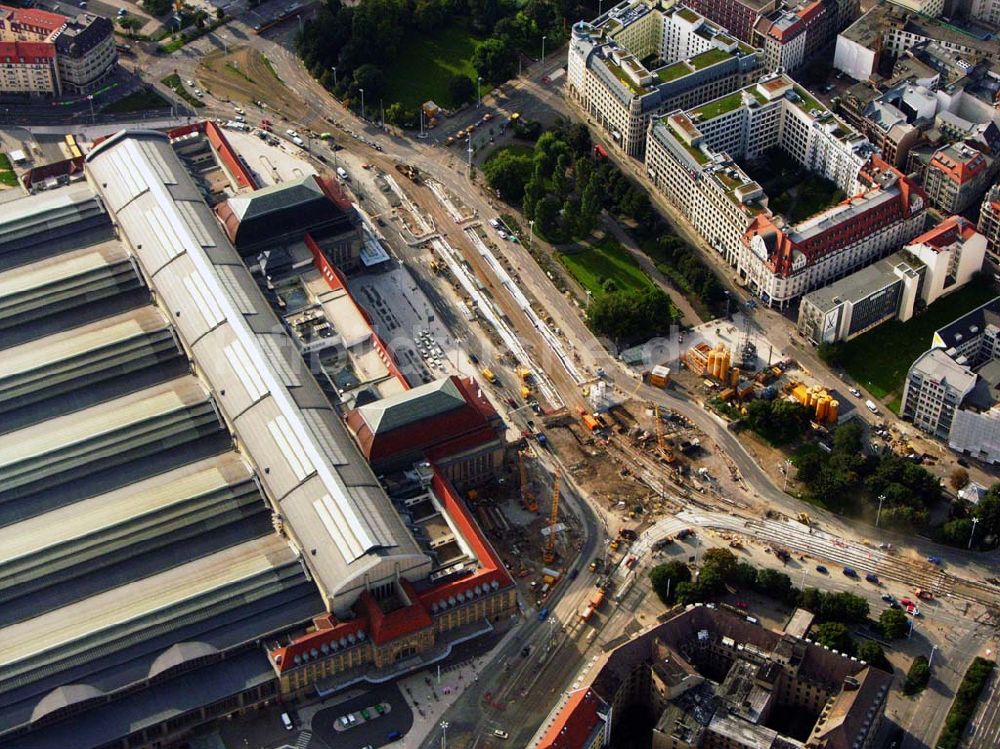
466, 134, 473, 177
969, 516, 980, 549
477, 76, 482, 108
440, 720, 449, 749
875, 493, 886, 528
359, 87, 365, 121
331, 66, 337, 87
541, 35, 547, 61
780, 459, 792, 492
529, 219, 535, 247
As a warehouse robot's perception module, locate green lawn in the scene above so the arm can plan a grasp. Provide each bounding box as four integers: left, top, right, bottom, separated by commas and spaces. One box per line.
484, 143, 534, 163
160, 74, 205, 108
0, 152, 15, 186
383, 25, 485, 109
559, 239, 655, 298
838, 279, 998, 401
101, 88, 171, 114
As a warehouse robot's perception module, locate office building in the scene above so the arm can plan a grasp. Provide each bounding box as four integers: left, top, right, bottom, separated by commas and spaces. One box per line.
683, 0, 777, 43
921, 142, 993, 214
0, 4, 115, 96
752, 0, 859, 73
901, 297, 1000, 463
797, 251, 923, 343
645, 73, 926, 307
904, 215, 986, 304
530, 605, 891, 749
567, 1, 762, 157
978, 183, 1000, 261
0, 130, 515, 749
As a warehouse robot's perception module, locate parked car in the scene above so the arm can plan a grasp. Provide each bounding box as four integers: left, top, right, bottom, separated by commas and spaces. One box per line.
865, 573, 879, 584
280, 713, 293, 731
816, 565, 828, 574
493, 729, 510, 739
927, 556, 942, 565
849, 387, 861, 397
881, 593, 895, 603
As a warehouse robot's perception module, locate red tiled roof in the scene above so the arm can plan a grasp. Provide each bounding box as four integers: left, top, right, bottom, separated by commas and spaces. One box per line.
930, 148, 988, 185
0, 4, 65, 33
21, 155, 83, 188
269, 616, 368, 673
537, 688, 606, 749
0, 40, 54, 62
360, 584, 434, 646
205, 120, 257, 190
910, 215, 978, 250
346, 375, 500, 464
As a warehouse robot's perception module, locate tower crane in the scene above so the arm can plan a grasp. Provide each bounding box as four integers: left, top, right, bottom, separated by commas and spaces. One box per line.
654, 405, 675, 463
543, 469, 561, 564
519, 450, 538, 512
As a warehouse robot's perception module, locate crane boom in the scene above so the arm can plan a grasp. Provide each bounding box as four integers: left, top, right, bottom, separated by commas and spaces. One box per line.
543, 470, 561, 563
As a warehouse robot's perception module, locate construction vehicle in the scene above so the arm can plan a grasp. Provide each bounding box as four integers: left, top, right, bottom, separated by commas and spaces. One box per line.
798, 512, 812, 526
542, 470, 561, 564
609, 538, 621, 551
914, 588, 934, 601
481, 368, 496, 384
728, 539, 743, 549
518, 451, 538, 512
520, 384, 532, 400
676, 528, 694, 540
590, 588, 605, 609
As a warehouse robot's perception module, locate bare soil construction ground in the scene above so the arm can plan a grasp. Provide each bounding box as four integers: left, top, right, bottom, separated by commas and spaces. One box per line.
196, 47, 297, 118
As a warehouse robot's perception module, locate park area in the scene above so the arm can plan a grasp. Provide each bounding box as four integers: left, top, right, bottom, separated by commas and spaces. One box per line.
835, 279, 997, 410
101, 88, 171, 114
0, 153, 17, 187
559, 239, 655, 299
383, 26, 485, 109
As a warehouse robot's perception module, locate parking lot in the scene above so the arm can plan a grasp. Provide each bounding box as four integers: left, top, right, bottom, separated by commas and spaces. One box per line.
312, 682, 412, 749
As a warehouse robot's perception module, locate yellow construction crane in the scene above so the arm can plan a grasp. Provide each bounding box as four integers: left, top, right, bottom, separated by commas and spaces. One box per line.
543, 469, 561, 564
654, 404, 675, 463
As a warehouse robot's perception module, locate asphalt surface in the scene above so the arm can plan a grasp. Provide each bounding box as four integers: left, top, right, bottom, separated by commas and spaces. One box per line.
312, 683, 412, 749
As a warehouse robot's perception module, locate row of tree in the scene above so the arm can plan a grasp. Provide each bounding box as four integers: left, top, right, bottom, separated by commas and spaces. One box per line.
649, 550, 897, 669
742, 399, 813, 445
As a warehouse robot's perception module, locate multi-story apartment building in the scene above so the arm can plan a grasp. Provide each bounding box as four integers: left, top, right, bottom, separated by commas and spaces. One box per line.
645, 73, 926, 307
752, 0, 859, 72
567, 0, 762, 157
797, 215, 986, 343
683, 0, 777, 43
0, 4, 114, 96
835, 5, 999, 82
968, 0, 1000, 27
902, 297, 1000, 463
922, 141, 994, 214
529, 606, 891, 749
978, 183, 1000, 261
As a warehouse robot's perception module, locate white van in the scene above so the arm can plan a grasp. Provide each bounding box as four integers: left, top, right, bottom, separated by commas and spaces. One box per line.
336, 166, 349, 180
865, 400, 879, 414
280, 712, 293, 731
292, 136, 305, 147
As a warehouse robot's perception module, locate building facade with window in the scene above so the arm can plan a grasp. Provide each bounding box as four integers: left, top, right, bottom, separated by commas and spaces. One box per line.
0, 4, 114, 96
567, 1, 761, 158
645, 73, 926, 307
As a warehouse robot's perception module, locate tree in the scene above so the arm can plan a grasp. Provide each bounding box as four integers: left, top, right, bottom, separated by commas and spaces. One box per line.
701, 548, 737, 582
733, 562, 758, 589
118, 14, 143, 34
756, 568, 795, 604
813, 622, 855, 655
447, 74, 475, 105
880, 607, 909, 639
903, 655, 930, 694
649, 562, 691, 605
674, 581, 705, 605
472, 38, 516, 83
818, 591, 869, 623
974, 484, 1000, 543
949, 467, 970, 491
858, 640, 892, 672
215, 7, 225, 20
533, 195, 561, 239
586, 288, 675, 342
483, 150, 533, 203
352, 63, 385, 100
